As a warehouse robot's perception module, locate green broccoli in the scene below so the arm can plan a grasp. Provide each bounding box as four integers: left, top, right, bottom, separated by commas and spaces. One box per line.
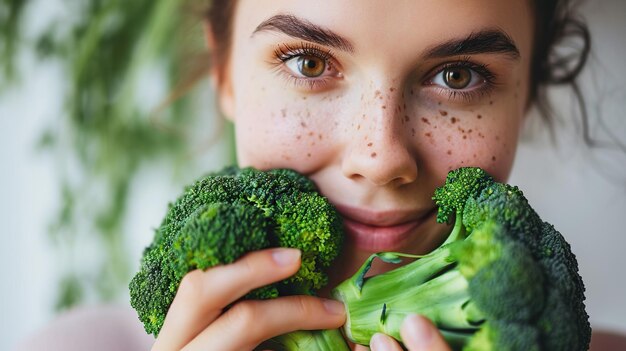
129, 166, 349, 350
332, 167, 591, 351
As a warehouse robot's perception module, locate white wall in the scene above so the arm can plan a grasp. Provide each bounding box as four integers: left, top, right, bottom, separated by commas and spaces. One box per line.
510, 0, 626, 334
1, 1, 625, 350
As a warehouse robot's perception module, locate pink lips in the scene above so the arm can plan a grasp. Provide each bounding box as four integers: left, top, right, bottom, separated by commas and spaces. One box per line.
335, 204, 436, 252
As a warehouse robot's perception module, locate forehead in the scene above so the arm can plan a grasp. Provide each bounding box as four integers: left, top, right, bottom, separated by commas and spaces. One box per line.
234, 0, 534, 62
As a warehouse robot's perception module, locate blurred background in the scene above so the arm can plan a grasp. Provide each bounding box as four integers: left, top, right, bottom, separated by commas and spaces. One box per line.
1, 0, 625, 350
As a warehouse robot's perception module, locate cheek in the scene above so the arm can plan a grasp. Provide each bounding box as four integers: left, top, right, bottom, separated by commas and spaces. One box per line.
414, 102, 522, 182
234, 91, 340, 173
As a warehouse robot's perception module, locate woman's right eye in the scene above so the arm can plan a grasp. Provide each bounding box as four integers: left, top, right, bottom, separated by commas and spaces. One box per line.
285, 55, 327, 78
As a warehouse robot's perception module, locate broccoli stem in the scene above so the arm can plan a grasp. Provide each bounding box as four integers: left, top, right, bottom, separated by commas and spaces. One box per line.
333, 213, 480, 346
259, 329, 350, 350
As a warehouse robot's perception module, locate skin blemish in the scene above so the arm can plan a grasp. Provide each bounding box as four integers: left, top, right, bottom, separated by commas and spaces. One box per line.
463, 135, 467, 139
425, 132, 432, 138
281, 109, 287, 118
371, 152, 377, 158
421, 117, 430, 125
308, 131, 314, 136
367, 142, 373, 147
439, 110, 448, 116
451, 117, 458, 124
411, 128, 416, 137
405, 115, 410, 122
403, 103, 407, 110
447, 150, 452, 155
296, 135, 301, 140
496, 136, 500, 141
492, 156, 497, 161
477, 114, 482, 119
382, 105, 387, 109
307, 153, 312, 157
318, 134, 323, 140
357, 124, 361, 130
390, 87, 395, 92
438, 101, 442, 105
302, 96, 307, 100
301, 122, 307, 128
489, 100, 494, 105
410, 89, 414, 95
446, 135, 452, 142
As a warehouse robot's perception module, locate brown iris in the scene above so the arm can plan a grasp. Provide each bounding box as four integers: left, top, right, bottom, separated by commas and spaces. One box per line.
297, 56, 326, 77
443, 67, 472, 89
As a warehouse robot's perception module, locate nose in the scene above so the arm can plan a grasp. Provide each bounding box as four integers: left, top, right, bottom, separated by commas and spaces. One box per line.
341, 85, 418, 187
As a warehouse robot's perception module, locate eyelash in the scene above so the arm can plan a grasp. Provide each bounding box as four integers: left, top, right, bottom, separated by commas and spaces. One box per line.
270, 43, 498, 102
270, 42, 337, 91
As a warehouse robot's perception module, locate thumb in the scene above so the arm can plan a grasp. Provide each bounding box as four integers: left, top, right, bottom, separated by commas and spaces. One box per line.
400, 314, 451, 351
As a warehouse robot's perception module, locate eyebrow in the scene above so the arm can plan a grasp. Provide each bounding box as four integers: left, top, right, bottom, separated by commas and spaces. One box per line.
424, 29, 520, 60
252, 14, 355, 53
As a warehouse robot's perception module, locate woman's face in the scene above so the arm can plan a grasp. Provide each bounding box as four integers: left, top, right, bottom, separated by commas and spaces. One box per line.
214, 0, 533, 273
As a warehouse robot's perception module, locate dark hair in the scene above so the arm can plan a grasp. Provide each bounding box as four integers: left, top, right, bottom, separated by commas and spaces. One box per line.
204, 0, 591, 139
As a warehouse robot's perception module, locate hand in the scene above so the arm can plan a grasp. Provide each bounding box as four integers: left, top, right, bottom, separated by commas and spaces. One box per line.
151, 248, 346, 351
367, 314, 451, 351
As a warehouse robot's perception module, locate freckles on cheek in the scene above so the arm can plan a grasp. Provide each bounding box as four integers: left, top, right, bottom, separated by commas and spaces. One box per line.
238, 104, 337, 173
415, 109, 516, 179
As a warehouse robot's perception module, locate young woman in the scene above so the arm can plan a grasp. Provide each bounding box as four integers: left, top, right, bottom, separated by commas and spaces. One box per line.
151, 1, 590, 350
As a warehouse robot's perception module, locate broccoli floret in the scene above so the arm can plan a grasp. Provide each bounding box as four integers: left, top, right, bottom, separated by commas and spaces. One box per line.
129, 166, 348, 350
333, 167, 591, 351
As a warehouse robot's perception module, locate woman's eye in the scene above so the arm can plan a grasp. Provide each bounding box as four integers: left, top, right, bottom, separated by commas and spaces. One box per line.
432, 67, 483, 90
285, 55, 327, 78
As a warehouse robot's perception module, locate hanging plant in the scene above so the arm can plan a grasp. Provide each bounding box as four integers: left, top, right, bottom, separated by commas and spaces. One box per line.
1, 0, 232, 309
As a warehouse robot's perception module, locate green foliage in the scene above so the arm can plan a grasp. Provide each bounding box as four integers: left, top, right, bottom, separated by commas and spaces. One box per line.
333, 167, 591, 351
0, 0, 229, 310
129, 166, 348, 350
0, 0, 28, 85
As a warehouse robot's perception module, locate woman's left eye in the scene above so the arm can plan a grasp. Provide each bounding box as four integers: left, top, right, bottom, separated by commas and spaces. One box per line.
285, 55, 328, 78
431, 66, 485, 90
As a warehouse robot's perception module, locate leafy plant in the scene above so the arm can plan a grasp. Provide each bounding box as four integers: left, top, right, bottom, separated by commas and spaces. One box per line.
1, 0, 232, 309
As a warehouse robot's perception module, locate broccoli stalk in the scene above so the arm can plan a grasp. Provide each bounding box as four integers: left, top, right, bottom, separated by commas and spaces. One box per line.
332, 167, 591, 351
129, 166, 350, 350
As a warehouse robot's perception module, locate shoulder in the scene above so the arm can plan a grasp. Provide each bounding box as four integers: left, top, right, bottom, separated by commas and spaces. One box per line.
15, 304, 154, 351
590, 329, 626, 351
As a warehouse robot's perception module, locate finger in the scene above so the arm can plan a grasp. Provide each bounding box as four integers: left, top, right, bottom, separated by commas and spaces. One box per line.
153, 248, 301, 351
183, 295, 346, 351
370, 333, 404, 351
400, 314, 451, 351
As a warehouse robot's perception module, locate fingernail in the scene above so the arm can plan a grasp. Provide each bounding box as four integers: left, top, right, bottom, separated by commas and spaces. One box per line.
402, 314, 433, 347
322, 299, 345, 315
370, 333, 394, 351
272, 248, 300, 266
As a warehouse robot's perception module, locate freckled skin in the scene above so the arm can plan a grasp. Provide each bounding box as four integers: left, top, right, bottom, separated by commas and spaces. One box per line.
216, 0, 534, 283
